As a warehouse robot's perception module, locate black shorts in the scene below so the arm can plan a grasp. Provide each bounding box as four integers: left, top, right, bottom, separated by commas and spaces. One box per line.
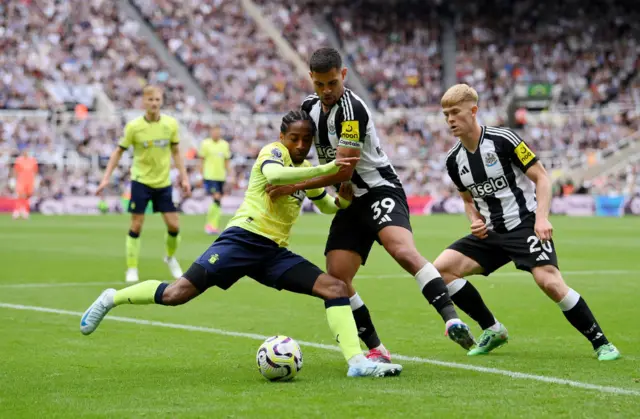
325, 186, 412, 265
203, 180, 225, 195
448, 216, 559, 275
128, 181, 177, 214
184, 227, 323, 295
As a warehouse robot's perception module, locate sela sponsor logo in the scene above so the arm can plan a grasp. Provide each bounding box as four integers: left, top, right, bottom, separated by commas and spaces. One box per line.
316, 145, 336, 161
469, 175, 508, 197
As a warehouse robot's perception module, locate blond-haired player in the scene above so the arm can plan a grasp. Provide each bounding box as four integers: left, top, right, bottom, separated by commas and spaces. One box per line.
97, 86, 192, 283
434, 84, 619, 360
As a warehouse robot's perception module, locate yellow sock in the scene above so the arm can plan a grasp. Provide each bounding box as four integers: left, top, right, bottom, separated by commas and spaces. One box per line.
325, 298, 363, 362
165, 231, 180, 258
126, 233, 140, 269
113, 280, 165, 306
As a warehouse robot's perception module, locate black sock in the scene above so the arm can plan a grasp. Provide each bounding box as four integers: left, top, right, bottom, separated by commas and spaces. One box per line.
421, 278, 458, 322
449, 280, 496, 329
352, 304, 381, 350
562, 294, 609, 350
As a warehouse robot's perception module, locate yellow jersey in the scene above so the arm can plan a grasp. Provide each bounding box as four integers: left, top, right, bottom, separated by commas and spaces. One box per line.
199, 137, 231, 181
226, 142, 325, 247
119, 114, 179, 188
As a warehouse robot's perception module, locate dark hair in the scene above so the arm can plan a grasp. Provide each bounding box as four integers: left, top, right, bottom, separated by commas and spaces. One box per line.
280, 110, 316, 135
309, 47, 342, 73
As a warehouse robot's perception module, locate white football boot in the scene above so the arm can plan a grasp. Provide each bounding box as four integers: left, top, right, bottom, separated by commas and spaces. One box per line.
164, 256, 183, 279
125, 268, 139, 283
80, 288, 116, 335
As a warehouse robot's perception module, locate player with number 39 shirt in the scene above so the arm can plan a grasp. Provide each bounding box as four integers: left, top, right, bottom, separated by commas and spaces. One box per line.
267, 48, 476, 362
433, 84, 620, 360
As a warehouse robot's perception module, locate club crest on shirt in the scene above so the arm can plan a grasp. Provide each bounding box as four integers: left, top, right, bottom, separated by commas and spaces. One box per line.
484, 151, 498, 167
328, 119, 336, 135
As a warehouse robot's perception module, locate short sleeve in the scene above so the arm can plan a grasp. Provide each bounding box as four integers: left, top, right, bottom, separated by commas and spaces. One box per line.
170, 120, 179, 144
502, 129, 538, 172
118, 122, 134, 149
224, 141, 231, 159
257, 143, 288, 174
446, 156, 467, 192
338, 98, 368, 150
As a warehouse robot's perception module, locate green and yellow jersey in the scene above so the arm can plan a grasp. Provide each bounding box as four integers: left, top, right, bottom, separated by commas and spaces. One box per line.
119, 114, 179, 188
226, 142, 326, 247
199, 137, 231, 181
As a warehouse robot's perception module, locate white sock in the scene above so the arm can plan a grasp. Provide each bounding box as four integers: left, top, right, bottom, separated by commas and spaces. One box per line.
557, 288, 580, 311
347, 353, 367, 366
414, 262, 441, 290
488, 321, 502, 332
446, 278, 467, 296
349, 292, 364, 311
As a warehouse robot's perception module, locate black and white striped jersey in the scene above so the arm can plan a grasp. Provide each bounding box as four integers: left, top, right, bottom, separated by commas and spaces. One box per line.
301, 88, 401, 197
446, 126, 539, 233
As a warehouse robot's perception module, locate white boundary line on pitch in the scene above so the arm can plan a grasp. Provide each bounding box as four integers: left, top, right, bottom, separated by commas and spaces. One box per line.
359, 269, 638, 279
0, 270, 637, 288
0, 302, 638, 397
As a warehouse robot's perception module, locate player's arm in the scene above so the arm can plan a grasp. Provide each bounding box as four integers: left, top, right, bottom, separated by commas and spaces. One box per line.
505, 128, 553, 241
262, 160, 342, 185
170, 122, 191, 196
306, 186, 352, 214
225, 142, 232, 173
96, 129, 129, 195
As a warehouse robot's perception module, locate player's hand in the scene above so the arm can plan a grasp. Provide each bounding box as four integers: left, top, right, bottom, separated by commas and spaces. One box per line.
181, 178, 192, 197
470, 219, 488, 239
95, 178, 109, 196
334, 156, 359, 176
535, 217, 553, 242
335, 183, 353, 208
266, 184, 296, 200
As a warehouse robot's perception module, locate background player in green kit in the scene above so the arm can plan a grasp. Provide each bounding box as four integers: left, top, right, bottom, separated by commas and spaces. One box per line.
198, 125, 231, 235
96, 86, 191, 283
81, 110, 403, 378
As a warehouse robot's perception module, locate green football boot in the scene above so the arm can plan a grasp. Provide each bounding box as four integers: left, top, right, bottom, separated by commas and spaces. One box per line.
596, 343, 621, 361
467, 324, 509, 356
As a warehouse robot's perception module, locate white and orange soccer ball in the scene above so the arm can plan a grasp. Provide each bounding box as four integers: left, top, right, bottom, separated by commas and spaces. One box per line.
256, 336, 303, 381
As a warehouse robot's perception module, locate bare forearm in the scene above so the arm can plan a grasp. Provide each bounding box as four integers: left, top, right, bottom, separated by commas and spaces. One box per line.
464, 202, 483, 223
102, 148, 124, 181
172, 149, 188, 180
535, 176, 552, 219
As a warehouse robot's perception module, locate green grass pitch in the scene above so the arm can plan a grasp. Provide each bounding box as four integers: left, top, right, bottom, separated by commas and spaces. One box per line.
1, 214, 639, 418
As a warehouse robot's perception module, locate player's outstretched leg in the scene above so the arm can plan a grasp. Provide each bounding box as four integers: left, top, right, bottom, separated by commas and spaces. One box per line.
532, 266, 620, 361
435, 250, 508, 356
162, 212, 183, 279
379, 227, 475, 350
326, 250, 391, 363
281, 263, 402, 377
80, 278, 199, 335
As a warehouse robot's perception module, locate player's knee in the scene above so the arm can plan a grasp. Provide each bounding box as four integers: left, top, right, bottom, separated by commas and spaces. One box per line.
387, 244, 424, 274
532, 266, 567, 301
433, 257, 457, 284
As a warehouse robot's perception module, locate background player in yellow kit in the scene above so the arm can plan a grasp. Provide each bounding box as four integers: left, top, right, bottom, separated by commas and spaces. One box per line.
199, 125, 231, 235
96, 86, 191, 283
81, 110, 402, 378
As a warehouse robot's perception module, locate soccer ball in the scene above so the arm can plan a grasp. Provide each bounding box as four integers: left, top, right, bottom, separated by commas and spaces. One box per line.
256, 336, 303, 381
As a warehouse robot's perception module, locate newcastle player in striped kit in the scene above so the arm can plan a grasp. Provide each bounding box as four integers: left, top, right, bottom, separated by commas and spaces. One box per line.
434, 84, 620, 361
267, 48, 476, 362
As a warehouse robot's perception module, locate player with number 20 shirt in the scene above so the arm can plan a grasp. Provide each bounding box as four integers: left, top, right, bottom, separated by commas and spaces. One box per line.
433, 84, 620, 361
268, 48, 476, 363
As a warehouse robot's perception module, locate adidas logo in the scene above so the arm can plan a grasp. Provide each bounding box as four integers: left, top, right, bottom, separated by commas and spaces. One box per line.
378, 214, 392, 224
460, 166, 470, 175
536, 253, 550, 261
